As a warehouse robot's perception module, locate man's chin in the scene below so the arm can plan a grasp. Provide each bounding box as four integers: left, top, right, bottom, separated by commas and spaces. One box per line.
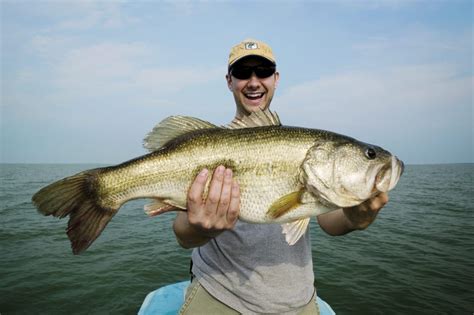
244, 103, 267, 112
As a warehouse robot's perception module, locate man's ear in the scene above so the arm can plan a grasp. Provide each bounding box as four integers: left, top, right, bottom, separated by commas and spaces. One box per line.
274, 71, 280, 89
226, 74, 233, 91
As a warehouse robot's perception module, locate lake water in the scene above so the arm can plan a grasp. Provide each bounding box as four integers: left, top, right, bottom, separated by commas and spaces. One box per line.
1, 163, 473, 314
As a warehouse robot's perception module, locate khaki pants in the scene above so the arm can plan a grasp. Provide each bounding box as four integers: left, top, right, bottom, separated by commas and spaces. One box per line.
179, 279, 320, 315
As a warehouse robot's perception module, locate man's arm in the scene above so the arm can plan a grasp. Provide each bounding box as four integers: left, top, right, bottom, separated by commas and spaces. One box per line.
317, 193, 389, 236
173, 166, 240, 249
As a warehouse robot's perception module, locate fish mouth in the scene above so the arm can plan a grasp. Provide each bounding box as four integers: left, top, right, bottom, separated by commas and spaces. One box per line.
374, 156, 404, 192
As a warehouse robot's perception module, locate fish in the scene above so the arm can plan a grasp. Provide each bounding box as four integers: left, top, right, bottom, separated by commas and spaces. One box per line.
32, 109, 404, 254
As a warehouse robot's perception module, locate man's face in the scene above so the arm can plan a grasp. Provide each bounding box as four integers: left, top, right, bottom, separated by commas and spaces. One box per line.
226, 57, 279, 118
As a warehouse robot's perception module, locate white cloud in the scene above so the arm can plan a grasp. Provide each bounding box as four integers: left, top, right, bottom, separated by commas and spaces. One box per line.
352, 30, 472, 62
274, 62, 472, 164
276, 63, 472, 134
52, 42, 223, 99
356, 36, 456, 55
55, 42, 150, 89
58, 5, 137, 30
31, 35, 79, 60
17, 39, 225, 110
132, 66, 225, 93
164, 0, 203, 16
49, 1, 137, 30
3, 1, 137, 31
332, 0, 416, 9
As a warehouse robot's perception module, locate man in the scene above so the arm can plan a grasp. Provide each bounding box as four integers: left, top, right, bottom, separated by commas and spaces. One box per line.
174, 39, 389, 314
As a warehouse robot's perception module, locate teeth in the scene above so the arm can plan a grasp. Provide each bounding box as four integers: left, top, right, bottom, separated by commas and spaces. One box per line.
245, 92, 264, 99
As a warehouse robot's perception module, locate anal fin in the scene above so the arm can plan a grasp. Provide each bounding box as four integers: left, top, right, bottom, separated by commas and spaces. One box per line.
144, 199, 178, 217
282, 218, 310, 245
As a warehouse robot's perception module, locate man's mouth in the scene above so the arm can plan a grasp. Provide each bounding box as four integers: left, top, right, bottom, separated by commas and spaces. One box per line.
244, 92, 265, 101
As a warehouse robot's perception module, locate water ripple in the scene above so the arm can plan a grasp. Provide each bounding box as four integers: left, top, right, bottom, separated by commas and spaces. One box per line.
1, 164, 473, 314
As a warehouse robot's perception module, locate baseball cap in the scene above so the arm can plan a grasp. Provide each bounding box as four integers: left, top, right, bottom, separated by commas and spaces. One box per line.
228, 39, 276, 69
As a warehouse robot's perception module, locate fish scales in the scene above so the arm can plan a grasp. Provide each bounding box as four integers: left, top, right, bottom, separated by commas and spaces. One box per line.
32, 110, 403, 254
97, 126, 318, 222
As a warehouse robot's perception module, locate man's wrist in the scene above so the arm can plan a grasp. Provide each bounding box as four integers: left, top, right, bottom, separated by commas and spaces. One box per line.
189, 221, 223, 239
174, 213, 214, 248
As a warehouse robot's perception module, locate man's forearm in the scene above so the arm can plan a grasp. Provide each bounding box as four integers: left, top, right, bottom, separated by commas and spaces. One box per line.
317, 209, 355, 236
317, 193, 389, 236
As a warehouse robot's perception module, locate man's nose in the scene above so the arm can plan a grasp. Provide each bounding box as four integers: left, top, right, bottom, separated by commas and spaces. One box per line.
247, 73, 260, 87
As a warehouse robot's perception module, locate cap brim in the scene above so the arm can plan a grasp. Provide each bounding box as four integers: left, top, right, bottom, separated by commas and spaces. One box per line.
228, 54, 276, 69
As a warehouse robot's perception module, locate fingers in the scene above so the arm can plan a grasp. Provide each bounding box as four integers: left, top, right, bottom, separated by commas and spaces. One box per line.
206, 166, 226, 216
342, 193, 390, 230
187, 168, 209, 213
210, 167, 240, 229
377, 192, 389, 206
215, 168, 233, 219
366, 192, 389, 213
226, 179, 240, 225
186, 165, 240, 233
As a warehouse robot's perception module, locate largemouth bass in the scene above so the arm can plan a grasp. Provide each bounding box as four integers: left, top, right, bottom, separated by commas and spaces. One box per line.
32, 110, 404, 254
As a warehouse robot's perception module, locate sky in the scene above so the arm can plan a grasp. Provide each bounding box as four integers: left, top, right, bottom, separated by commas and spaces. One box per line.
1, 0, 472, 165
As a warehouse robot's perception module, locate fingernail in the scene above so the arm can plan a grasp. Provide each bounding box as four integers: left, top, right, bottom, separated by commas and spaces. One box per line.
199, 169, 208, 177
232, 180, 239, 190
225, 168, 232, 177
217, 165, 225, 174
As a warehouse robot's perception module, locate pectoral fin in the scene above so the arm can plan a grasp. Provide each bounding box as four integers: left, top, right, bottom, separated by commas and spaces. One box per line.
267, 190, 304, 219
282, 218, 310, 245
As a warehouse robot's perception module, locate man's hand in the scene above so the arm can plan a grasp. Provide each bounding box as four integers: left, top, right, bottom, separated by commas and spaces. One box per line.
343, 192, 389, 230
317, 193, 389, 236
187, 166, 240, 236
173, 165, 240, 248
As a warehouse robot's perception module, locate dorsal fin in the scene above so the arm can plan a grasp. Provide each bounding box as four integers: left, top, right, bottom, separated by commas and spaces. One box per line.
143, 109, 281, 151
143, 116, 217, 152
226, 109, 281, 129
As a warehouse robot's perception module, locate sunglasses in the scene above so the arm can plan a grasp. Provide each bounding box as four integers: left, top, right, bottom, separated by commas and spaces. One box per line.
230, 65, 276, 80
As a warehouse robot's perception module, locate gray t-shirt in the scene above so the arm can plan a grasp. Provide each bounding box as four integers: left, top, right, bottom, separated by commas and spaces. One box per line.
191, 220, 315, 314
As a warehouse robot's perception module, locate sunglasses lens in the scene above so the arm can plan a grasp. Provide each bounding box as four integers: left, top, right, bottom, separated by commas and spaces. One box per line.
231, 66, 275, 80
255, 66, 275, 78
231, 67, 253, 80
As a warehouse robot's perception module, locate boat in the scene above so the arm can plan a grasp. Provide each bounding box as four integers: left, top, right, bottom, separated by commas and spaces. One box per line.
138, 281, 335, 315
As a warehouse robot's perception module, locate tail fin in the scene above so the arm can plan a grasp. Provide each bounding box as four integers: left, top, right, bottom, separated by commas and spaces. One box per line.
32, 169, 117, 255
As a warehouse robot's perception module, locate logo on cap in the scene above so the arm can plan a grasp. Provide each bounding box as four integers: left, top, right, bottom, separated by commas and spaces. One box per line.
244, 42, 258, 50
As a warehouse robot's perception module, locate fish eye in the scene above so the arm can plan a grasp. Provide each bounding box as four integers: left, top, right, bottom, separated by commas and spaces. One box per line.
365, 148, 377, 160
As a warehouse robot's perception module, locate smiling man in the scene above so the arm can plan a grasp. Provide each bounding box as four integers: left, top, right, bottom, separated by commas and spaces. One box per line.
226, 40, 279, 118
174, 39, 389, 315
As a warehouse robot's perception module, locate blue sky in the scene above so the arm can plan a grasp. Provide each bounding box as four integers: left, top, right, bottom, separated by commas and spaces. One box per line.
1, 0, 472, 164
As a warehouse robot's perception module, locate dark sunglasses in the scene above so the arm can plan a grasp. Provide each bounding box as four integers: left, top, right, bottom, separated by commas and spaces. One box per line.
230, 65, 276, 80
